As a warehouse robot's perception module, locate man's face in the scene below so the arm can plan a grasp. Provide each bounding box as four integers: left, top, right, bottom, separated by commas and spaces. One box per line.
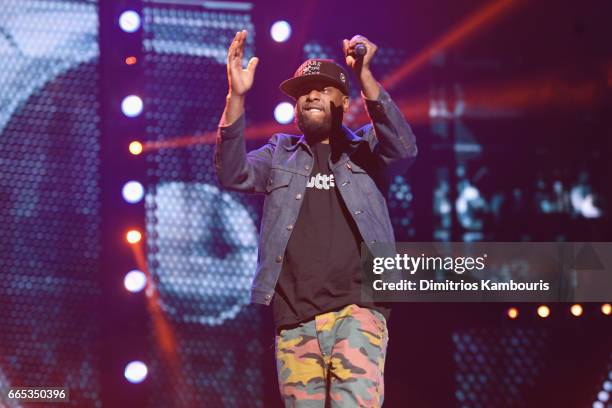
294, 81, 349, 137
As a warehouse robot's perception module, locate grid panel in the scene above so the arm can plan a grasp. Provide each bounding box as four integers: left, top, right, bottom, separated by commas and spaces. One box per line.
0, 1, 101, 407
452, 328, 548, 407
143, 5, 264, 407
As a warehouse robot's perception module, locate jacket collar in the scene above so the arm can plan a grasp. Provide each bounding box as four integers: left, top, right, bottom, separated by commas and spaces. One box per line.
283, 124, 364, 152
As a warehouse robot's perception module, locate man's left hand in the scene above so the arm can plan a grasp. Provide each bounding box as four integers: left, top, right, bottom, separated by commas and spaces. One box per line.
343, 35, 378, 77
343, 35, 380, 100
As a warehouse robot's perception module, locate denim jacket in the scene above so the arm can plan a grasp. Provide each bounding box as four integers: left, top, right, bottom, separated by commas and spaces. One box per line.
215, 86, 417, 305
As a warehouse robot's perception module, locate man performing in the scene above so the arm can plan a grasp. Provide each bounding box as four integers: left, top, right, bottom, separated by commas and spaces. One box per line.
215, 29, 417, 407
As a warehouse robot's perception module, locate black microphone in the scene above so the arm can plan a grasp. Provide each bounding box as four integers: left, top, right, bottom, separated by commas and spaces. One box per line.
354, 43, 367, 57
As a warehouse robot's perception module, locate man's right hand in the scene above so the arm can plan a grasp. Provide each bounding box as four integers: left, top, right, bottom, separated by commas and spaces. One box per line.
227, 30, 259, 97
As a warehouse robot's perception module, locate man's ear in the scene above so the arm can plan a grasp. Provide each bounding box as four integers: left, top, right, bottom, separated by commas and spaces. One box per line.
342, 95, 349, 113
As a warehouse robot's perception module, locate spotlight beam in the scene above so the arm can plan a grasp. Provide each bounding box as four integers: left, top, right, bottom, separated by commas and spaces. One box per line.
382, 0, 524, 90
129, 240, 192, 395
143, 0, 529, 152
142, 73, 600, 153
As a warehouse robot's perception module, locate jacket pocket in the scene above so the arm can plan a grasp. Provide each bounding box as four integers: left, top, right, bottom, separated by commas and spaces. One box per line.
264, 168, 294, 213
346, 161, 390, 235
266, 168, 293, 193
347, 160, 380, 199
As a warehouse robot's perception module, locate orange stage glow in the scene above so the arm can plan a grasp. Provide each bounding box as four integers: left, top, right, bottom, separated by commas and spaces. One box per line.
507, 307, 519, 319
570, 304, 583, 317
537, 305, 550, 318
129, 141, 143, 155
126, 229, 142, 244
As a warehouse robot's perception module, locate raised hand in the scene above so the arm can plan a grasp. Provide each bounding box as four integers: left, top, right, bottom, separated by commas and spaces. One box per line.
342, 34, 380, 100
227, 30, 259, 97
342, 35, 378, 76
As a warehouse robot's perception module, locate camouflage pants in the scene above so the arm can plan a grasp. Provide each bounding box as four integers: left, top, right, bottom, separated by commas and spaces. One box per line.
275, 304, 389, 407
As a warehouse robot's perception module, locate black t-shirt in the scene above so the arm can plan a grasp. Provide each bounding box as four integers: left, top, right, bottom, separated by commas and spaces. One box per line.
272, 141, 390, 329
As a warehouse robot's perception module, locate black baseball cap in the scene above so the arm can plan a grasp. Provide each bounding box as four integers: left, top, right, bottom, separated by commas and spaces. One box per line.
279, 59, 350, 99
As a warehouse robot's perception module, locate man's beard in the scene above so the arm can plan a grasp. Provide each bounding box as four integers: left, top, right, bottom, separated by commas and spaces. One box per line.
296, 105, 343, 139
296, 110, 332, 138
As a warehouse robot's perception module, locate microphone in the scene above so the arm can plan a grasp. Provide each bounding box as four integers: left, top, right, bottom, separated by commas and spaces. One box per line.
354, 43, 367, 58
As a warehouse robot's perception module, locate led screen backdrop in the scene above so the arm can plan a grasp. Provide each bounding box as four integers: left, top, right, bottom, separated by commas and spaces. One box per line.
0, 0, 102, 407
142, 2, 265, 406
